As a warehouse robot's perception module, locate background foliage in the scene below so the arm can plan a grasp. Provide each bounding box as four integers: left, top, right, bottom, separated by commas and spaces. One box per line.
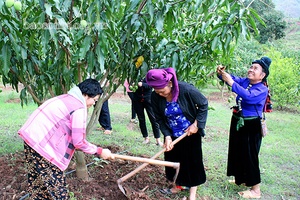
267, 49, 300, 109
245, 0, 287, 44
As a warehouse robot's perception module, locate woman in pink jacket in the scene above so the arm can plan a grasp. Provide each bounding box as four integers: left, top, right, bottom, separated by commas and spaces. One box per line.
18, 78, 114, 199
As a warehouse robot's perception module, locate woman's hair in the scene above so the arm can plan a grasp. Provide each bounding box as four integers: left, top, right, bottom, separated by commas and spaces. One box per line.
78, 78, 103, 97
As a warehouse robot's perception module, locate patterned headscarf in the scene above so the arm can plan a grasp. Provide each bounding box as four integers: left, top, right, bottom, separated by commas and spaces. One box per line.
146, 68, 179, 102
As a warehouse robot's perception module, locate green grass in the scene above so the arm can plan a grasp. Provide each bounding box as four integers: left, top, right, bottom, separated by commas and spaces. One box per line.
0, 91, 37, 154
0, 88, 299, 200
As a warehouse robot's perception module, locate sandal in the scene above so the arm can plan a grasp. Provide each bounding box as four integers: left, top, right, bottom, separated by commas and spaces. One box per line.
159, 188, 179, 195
238, 190, 261, 199
143, 137, 150, 144
104, 130, 112, 135
156, 141, 164, 147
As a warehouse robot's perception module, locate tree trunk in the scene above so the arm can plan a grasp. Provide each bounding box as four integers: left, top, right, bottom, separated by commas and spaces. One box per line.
74, 98, 106, 180
74, 151, 89, 180
74, 90, 115, 179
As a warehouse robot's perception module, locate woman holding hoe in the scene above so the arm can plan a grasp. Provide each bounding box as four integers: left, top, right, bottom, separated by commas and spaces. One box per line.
146, 68, 208, 200
18, 78, 114, 199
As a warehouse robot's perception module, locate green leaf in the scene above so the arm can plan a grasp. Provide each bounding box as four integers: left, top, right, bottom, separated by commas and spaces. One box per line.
87, 51, 95, 70
72, 6, 81, 18
131, 14, 141, 31
211, 36, 220, 51
1, 43, 11, 76
57, 17, 69, 32
147, 1, 154, 23
21, 47, 27, 60
155, 11, 164, 33
240, 20, 247, 37
249, 8, 265, 26
165, 10, 174, 33
157, 38, 168, 51
79, 36, 92, 59
239, 8, 245, 19
44, 3, 53, 19
96, 45, 105, 71
172, 52, 178, 68
128, 0, 139, 11
248, 15, 258, 35
108, 48, 117, 63
224, 33, 232, 50
131, 14, 139, 25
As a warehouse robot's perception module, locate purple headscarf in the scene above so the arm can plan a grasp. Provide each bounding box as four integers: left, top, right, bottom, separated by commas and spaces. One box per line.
146, 68, 179, 102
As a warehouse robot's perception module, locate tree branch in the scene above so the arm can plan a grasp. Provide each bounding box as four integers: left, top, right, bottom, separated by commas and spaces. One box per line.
58, 40, 71, 69
2, 27, 9, 35
9, 68, 42, 105
60, 75, 67, 94
27, 54, 42, 74
137, 0, 147, 14
48, 86, 55, 97
246, 0, 255, 9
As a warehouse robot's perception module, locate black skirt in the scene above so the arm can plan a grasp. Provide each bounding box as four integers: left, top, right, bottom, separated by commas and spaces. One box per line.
227, 115, 262, 186
164, 133, 206, 187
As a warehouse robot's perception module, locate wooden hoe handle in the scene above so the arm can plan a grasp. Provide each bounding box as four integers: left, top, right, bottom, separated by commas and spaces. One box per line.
113, 154, 179, 168
117, 132, 188, 183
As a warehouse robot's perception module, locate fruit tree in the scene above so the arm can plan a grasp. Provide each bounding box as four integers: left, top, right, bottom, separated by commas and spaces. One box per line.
0, 0, 262, 178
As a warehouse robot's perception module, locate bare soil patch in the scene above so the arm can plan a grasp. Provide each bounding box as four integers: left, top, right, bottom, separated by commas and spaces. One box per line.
0, 145, 178, 200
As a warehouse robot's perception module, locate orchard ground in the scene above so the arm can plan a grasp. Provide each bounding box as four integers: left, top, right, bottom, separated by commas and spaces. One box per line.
1, 86, 222, 200
1, 84, 298, 200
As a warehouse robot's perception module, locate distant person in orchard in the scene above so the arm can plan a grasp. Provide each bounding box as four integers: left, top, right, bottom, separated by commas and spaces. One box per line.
146, 68, 208, 200
217, 56, 272, 199
133, 77, 163, 146
124, 79, 137, 124
96, 99, 113, 135
18, 78, 114, 199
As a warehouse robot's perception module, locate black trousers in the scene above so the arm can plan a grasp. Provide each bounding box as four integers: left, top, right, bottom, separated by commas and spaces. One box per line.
133, 98, 160, 138
98, 100, 112, 130
127, 92, 136, 119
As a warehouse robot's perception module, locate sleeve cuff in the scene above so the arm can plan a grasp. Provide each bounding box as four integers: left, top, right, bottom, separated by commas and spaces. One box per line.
95, 147, 103, 157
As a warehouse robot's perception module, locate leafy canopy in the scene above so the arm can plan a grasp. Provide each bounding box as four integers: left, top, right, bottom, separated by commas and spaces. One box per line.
1, 0, 261, 106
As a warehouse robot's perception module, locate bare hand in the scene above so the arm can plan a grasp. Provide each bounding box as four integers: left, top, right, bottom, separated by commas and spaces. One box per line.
221, 71, 234, 86
216, 65, 226, 75
185, 123, 198, 136
164, 137, 173, 151
100, 149, 114, 160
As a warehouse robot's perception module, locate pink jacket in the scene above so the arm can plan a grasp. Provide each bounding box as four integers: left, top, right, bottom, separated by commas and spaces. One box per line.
18, 86, 102, 171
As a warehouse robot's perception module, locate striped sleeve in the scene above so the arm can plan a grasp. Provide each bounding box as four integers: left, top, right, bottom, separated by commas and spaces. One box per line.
70, 108, 99, 154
